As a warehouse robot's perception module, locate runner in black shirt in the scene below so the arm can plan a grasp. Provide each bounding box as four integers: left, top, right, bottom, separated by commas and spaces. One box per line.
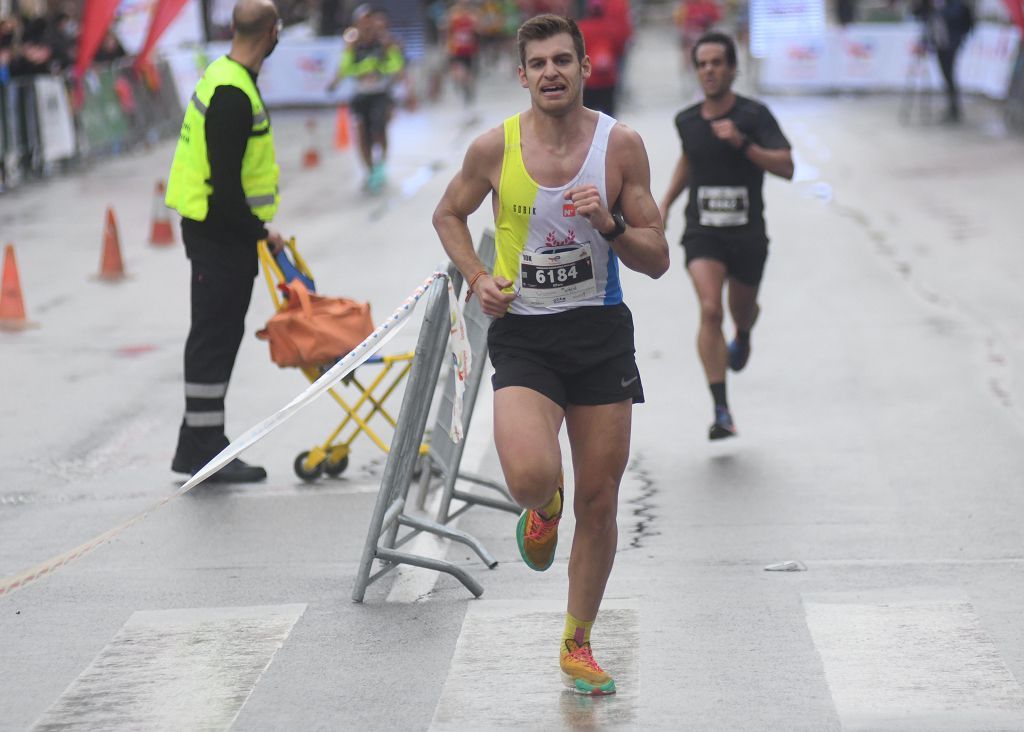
659, 31, 793, 440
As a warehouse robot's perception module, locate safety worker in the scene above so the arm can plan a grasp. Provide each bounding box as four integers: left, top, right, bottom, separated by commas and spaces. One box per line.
166, 0, 287, 482
327, 4, 406, 192
659, 31, 793, 440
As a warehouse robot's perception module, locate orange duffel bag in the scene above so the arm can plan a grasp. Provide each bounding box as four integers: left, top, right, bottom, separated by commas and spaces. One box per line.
257, 279, 374, 368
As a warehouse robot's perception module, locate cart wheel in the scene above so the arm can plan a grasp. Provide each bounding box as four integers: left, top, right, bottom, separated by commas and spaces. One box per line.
294, 451, 323, 482
324, 455, 349, 477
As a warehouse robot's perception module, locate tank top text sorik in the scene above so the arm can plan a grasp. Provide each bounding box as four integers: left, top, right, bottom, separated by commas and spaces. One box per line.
495, 112, 623, 316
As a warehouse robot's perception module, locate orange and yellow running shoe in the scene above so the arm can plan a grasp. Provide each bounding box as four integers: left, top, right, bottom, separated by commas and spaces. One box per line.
560, 639, 616, 696
515, 485, 563, 572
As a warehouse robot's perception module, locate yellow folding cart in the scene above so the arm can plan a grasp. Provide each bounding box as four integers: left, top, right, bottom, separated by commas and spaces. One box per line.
257, 239, 424, 481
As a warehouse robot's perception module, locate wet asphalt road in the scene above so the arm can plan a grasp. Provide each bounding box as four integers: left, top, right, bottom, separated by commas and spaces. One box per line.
2, 24, 1024, 731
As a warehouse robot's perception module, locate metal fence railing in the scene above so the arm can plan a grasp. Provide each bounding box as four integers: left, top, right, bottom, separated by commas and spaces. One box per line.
0, 58, 183, 192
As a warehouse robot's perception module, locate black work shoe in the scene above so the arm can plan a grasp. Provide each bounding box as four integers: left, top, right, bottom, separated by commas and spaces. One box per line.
171, 454, 194, 475
709, 406, 737, 440
204, 459, 267, 483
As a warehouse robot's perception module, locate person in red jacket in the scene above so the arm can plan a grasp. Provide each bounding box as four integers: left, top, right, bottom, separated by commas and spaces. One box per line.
576, 0, 626, 116
446, 0, 481, 104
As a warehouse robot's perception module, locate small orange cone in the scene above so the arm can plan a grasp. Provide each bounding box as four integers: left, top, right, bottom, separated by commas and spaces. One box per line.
0, 244, 35, 331
98, 206, 126, 281
302, 118, 321, 168
149, 180, 175, 246
334, 105, 351, 150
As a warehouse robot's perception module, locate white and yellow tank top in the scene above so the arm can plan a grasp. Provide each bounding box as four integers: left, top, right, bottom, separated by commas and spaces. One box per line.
495, 112, 622, 316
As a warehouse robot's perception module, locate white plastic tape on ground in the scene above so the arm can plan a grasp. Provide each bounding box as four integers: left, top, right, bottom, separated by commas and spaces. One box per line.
0, 272, 448, 598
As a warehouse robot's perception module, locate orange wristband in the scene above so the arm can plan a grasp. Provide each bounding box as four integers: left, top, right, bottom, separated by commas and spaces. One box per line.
468, 270, 488, 293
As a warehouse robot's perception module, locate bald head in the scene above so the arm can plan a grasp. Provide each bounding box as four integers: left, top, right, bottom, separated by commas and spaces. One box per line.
233, 0, 278, 40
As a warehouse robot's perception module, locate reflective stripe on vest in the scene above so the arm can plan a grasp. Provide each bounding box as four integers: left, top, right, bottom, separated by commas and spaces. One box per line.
165, 56, 280, 223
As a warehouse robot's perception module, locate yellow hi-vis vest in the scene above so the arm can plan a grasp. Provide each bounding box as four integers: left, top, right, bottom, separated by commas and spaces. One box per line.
165, 56, 279, 222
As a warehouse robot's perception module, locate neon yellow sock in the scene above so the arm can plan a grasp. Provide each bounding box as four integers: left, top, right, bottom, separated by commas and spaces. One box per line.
562, 612, 593, 655
538, 488, 562, 519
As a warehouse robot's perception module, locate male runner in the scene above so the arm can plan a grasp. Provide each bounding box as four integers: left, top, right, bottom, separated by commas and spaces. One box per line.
434, 14, 668, 695
327, 4, 405, 191
659, 31, 793, 440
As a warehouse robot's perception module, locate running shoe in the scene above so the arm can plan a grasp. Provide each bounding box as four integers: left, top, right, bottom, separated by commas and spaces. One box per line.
560, 640, 616, 696
367, 163, 386, 193
729, 305, 759, 371
727, 336, 751, 372
515, 485, 563, 572
709, 405, 737, 440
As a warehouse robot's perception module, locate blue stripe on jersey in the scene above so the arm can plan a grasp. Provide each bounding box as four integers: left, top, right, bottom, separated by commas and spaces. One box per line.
603, 248, 623, 305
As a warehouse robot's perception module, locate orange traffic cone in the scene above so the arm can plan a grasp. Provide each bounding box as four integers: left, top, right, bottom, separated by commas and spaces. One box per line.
97, 206, 126, 281
302, 118, 321, 168
334, 105, 351, 150
149, 180, 175, 246
0, 243, 35, 331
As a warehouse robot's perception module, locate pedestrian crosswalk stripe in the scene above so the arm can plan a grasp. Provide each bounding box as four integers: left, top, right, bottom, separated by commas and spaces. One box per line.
430, 599, 638, 730
804, 592, 1024, 730
32, 604, 306, 731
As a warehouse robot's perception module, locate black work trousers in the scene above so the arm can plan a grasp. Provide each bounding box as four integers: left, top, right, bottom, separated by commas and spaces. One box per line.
172, 256, 256, 472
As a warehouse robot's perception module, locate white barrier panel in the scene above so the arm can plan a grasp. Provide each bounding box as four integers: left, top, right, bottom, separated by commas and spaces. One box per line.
759, 22, 1021, 99
34, 76, 76, 163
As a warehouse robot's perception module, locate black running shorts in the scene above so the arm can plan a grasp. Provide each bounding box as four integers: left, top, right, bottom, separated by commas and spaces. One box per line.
681, 231, 769, 286
350, 92, 393, 133
487, 303, 644, 409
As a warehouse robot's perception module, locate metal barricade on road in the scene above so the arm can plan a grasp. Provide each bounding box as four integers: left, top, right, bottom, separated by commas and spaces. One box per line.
352, 264, 498, 602
427, 231, 519, 533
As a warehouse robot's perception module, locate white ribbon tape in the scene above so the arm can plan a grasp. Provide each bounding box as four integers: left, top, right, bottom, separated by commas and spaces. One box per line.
446, 278, 472, 443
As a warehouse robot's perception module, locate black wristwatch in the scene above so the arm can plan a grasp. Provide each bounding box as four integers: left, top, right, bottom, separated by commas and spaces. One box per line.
601, 212, 627, 241
738, 135, 752, 153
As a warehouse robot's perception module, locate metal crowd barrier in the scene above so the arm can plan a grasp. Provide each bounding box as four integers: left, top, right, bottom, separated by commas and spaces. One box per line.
1, 78, 43, 190
427, 231, 519, 529
352, 262, 498, 602
0, 58, 182, 192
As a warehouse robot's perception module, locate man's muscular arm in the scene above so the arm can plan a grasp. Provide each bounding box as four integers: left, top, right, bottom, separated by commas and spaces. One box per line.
432, 127, 516, 317
569, 124, 669, 279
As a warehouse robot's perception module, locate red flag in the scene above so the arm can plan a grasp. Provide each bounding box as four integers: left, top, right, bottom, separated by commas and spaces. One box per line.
133, 0, 191, 73
74, 0, 121, 81
1003, 0, 1024, 32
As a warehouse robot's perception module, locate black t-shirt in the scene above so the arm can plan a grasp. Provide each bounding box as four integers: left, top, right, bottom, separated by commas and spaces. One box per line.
182, 61, 269, 276
675, 94, 789, 238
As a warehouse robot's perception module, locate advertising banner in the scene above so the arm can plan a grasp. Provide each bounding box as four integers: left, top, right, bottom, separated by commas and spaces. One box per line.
165, 39, 353, 108
750, 0, 827, 58
760, 22, 1021, 99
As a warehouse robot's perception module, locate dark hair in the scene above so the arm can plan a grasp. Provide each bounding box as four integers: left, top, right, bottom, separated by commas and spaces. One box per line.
691, 31, 737, 68
517, 14, 585, 68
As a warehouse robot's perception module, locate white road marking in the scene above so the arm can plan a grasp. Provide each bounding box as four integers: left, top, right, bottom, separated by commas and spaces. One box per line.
430, 599, 639, 730
32, 604, 306, 732
804, 592, 1024, 730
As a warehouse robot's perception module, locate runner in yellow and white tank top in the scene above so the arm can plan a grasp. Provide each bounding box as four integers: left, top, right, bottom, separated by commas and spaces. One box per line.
433, 14, 669, 698
495, 111, 622, 315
